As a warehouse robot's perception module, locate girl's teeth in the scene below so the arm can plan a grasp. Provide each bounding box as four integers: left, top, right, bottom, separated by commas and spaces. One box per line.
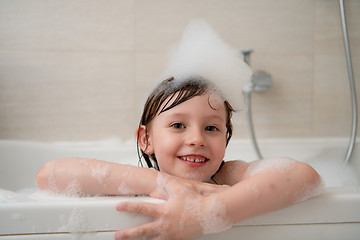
181, 156, 206, 163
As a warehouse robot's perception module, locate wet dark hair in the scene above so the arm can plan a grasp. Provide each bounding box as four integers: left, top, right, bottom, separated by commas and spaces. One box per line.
137, 76, 234, 170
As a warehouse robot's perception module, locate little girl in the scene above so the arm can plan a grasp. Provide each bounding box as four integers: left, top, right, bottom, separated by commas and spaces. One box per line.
36, 20, 322, 240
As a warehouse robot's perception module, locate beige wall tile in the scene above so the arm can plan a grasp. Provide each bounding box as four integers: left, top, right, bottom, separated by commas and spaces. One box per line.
315, 0, 344, 55
135, 0, 195, 52
313, 54, 352, 137
346, 0, 360, 55
0, 0, 135, 51
0, 50, 135, 141
134, 52, 168, 121
313, 0, 359, 137
135, 0, 314, 54
228, 51, 315, 139
0, 0, 358, 141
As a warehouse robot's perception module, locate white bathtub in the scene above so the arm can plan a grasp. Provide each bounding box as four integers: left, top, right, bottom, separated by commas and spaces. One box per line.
0, 138, 359, 239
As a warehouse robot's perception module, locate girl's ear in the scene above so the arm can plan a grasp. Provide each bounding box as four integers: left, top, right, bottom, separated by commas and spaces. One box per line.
137, 125, 153, 154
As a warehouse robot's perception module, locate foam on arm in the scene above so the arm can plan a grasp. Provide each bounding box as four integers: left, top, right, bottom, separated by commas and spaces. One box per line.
36, 158, 159, 197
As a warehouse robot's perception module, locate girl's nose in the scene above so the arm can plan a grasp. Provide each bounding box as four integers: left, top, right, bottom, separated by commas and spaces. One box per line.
186, 128, 205, 147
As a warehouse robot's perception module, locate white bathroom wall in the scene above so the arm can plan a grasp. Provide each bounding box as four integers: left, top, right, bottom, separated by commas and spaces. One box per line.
0, 0, 359, 141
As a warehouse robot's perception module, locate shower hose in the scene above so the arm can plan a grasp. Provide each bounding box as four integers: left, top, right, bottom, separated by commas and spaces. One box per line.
244, 0, 357, 162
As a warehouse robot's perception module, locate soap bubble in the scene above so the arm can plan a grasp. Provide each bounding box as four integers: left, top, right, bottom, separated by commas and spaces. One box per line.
159, 19, 252, 111
197, 194, 232, 234
178, 194, 232, 235
90, 163, 111, 185
245, 183, 261, 198
63, 179, 86, 197
47, 163, 59, 192
58, 207, 90, 235
293, 176, 324, 204
117, 182, 133, 195
244, 158, 296, 178
0, 188, 33, 203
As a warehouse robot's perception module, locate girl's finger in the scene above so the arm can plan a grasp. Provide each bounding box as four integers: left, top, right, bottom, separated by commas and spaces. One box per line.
114, 222, 158, 240
116, 201, 162, 218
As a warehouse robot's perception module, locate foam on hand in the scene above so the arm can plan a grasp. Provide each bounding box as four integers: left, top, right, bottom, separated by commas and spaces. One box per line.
197, 194, 232, 234
156, 173, 233, 235
159, 19, 252, 111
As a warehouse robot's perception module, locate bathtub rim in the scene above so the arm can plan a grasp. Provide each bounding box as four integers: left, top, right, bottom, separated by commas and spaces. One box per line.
0, 186, 360, 236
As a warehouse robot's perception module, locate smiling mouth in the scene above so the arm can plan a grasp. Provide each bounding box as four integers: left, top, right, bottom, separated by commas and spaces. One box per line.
179, 155, 209, 163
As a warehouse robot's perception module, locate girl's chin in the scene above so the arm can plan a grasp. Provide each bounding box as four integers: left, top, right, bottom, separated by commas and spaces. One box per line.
158, 165, 214, 182
177, 172, 212, 182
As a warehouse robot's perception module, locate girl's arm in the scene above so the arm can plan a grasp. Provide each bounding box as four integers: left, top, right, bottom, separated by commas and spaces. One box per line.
115, 158, 321, 239
36, 158, 159, 196
214, 158, 322, 225
36, 158, 225, 197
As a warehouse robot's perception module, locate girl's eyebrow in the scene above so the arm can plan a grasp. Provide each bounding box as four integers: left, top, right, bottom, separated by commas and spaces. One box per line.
207, 115, 226, 124
166, 112, 226, 123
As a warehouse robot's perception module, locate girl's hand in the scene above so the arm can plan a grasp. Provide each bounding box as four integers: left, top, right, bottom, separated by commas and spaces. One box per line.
149, 172, 229, 200
114, 173, 232, 240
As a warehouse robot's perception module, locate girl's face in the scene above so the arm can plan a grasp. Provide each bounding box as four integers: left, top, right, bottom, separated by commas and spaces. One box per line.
142, 92, 228, 182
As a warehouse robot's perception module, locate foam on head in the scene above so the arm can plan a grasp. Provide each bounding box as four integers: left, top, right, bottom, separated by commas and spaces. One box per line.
159, 19, 252, 111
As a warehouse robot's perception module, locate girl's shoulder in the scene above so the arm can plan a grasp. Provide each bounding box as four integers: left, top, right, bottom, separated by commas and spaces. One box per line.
214, 160, 250, 186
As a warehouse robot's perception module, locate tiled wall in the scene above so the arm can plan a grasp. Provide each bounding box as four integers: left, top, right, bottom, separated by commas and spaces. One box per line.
0, 0, 359, 141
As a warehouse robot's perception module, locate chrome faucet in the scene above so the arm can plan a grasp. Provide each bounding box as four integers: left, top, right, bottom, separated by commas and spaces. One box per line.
241, 50, 272, 159
241, 50, 272, 94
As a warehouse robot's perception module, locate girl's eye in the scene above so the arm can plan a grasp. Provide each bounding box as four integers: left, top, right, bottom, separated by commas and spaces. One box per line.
205, 126, 219, 132
171, 123, 185, 129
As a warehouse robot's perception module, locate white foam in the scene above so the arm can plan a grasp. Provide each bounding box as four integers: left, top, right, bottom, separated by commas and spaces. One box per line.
64, 179, 86, 197
47, 163, 58, 192
179, 194, 232, 235
116, 165, 138, 195
155, 207, 171, 239
0, 188, 33, 203
245, 183, 261, 198
198, 194, 232, 234
58, 207, 91, 237
307, 158, 359, 187
29, 189, 73, 200
160, 19, 252, 110
117, 182, 133, 195
244, 158, 296, 178
156, 172, 172, 198
90, 163, 111, 185
293, 176, 324, 204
